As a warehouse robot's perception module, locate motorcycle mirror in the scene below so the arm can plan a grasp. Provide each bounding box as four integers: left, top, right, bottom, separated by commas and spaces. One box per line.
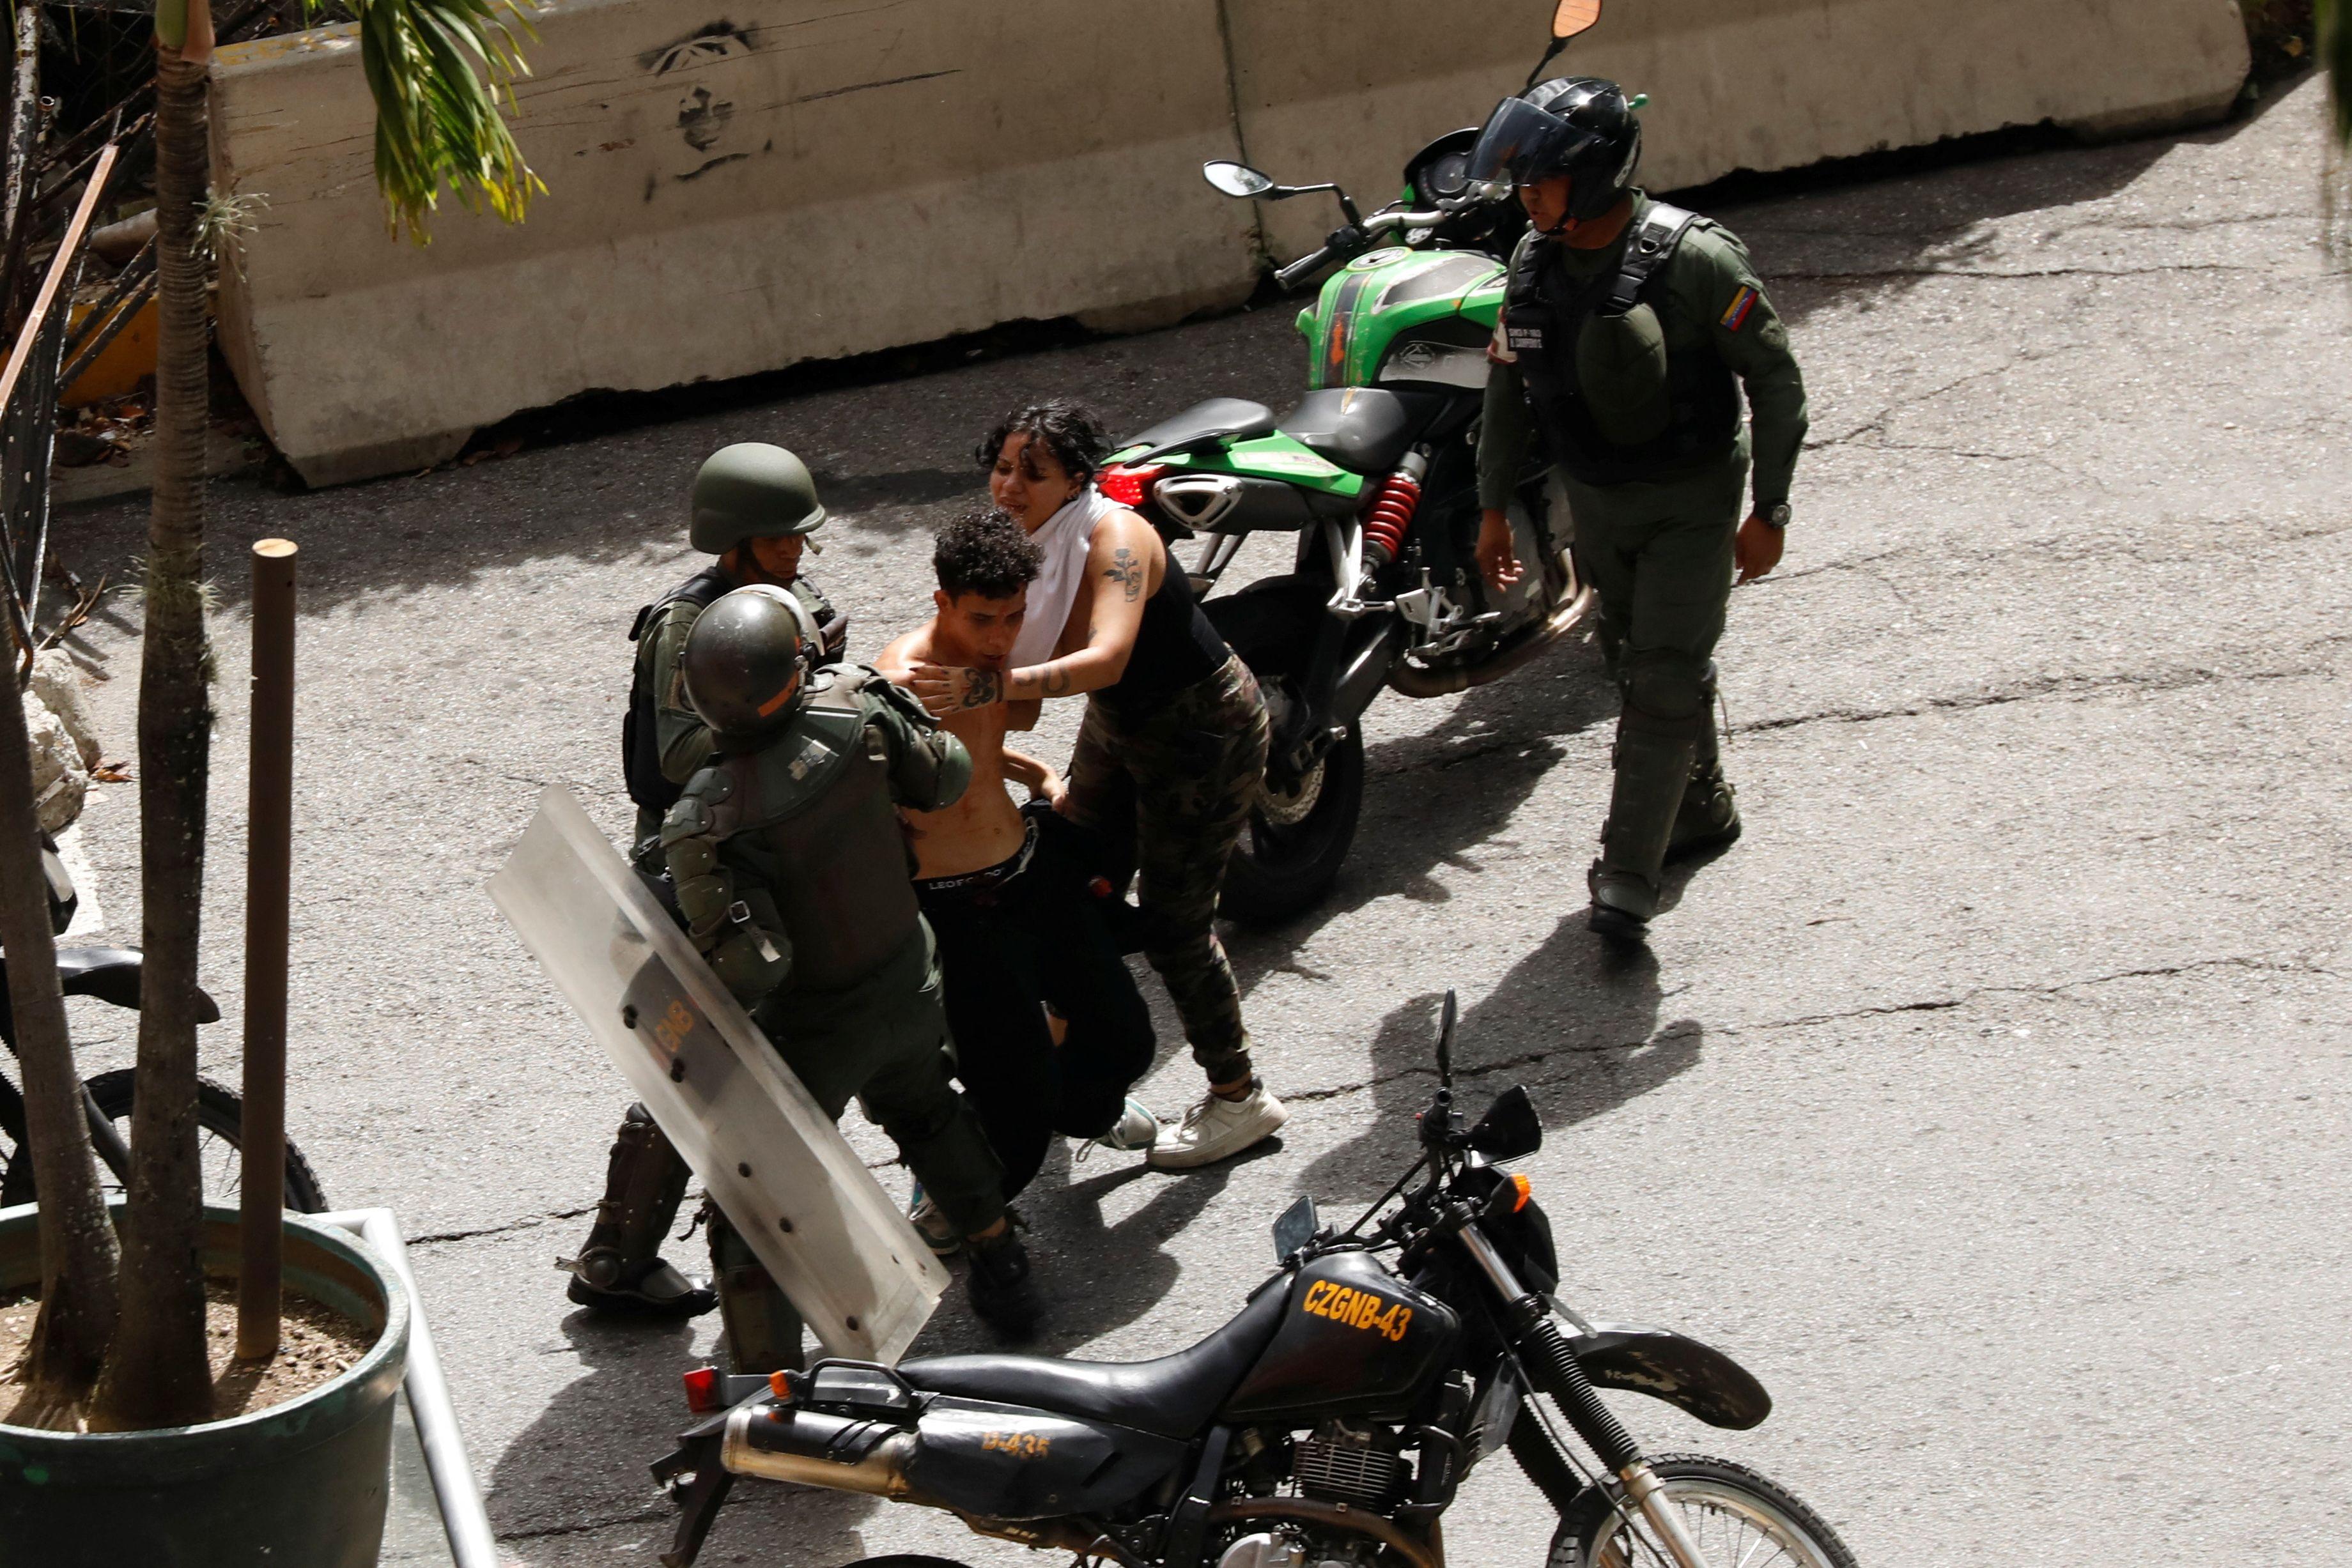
1552, 0, 1602, 40
1203, 160, 1276, 199
1466, 1084, 1544, 1162
1272, 1194, 1320, 1262
1527, 0, 1602, 88
1436, 989, 1458, 1089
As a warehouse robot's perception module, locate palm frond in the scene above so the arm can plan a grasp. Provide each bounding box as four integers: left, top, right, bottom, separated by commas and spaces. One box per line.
323, 0, 544, 242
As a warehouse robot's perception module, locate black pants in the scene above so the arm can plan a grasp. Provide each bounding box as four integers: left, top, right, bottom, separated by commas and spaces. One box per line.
918, 810, 1156, 1197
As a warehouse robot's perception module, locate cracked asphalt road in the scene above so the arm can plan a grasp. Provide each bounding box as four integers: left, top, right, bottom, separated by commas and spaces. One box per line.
45, 76, 2351, 1565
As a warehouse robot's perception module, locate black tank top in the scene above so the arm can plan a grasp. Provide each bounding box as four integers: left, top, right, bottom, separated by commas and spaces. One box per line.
1099, 555, 1228, 715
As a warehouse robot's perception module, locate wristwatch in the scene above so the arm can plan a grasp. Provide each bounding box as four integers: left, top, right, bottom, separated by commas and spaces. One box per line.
1761, 502, 1791, 530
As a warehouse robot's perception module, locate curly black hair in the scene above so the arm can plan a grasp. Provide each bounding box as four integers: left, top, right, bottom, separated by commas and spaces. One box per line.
973, 398, 1110, 485
933, 506, 1042, 601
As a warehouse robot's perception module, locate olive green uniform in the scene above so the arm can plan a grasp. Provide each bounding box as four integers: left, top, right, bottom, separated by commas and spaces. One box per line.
630, 573, 845, 850
1476, 193, 1807, 918
662, 663, 1000, 1370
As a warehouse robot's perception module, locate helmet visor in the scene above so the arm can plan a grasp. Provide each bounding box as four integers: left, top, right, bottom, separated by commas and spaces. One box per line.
1467, 96, 1597, 188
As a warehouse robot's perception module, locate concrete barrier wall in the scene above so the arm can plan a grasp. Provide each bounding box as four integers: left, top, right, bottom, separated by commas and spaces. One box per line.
1228, 0, 2252, 261
211, 0, 1259, 484
210, 0, 2248, 486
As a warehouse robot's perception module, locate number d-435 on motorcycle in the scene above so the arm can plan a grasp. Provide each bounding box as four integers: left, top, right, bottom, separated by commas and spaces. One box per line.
650, 992, 1855, 1568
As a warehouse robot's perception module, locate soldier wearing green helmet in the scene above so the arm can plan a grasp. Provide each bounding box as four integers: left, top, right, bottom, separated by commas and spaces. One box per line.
661, 586, 1042, 1349
1469, 77, 1809, 944
560, 442, 849, 1321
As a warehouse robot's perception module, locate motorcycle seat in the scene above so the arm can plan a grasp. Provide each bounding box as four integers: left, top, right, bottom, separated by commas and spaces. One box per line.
1121, 398, 1279, 459
1276, 387, 1421, 475
899, 1272, 1288, 1440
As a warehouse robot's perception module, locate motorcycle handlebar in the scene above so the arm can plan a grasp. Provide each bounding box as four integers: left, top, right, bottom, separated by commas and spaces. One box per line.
1276, 247, 1337, 289
1273, 208, 1451, 289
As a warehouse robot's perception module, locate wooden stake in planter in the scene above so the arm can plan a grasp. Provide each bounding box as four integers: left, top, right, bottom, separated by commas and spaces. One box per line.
238, 538, 296, 1362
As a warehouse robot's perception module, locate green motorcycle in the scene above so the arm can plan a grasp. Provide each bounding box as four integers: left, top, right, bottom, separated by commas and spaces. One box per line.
1102, 127, 1593, 923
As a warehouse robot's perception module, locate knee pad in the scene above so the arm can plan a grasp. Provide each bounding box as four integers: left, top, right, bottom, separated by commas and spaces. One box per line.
1620, 649, 1711, 726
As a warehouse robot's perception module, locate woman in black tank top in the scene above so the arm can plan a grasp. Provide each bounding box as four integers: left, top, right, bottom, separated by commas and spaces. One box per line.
897, 400, 1287, 1172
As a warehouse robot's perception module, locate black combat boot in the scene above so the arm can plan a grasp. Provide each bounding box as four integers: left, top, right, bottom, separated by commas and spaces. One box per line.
558, 1105, 717, 1318
1667, 671, 1740, 861
1588, 711, 1700, 944
709, 1206, 805, 1375
966, 1226, 1043, 1338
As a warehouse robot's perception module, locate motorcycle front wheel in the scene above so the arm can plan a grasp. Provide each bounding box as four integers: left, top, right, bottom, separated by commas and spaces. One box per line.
1218, 723, 1364, 925
1550, 1454, 1857, 1568
0, 1070, 329, 1213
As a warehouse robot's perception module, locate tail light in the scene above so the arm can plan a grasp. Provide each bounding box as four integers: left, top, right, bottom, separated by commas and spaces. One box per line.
683, 1365, 720, 1413
1097, 463, 1166, 507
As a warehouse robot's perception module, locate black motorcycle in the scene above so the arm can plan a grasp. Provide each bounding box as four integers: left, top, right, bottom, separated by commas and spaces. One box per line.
0, 834, 326, 1211
651, 995, 1854, 1568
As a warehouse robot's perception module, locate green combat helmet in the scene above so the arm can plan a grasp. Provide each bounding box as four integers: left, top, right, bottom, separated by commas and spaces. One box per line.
690, 443, 827, 555
680, 585, 826, 747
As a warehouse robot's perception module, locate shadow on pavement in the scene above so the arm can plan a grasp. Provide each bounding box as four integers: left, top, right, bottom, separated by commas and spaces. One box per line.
1227, 647, 1620, 987
1296, 918, 1699, 1204
487, 1309, 882, 1559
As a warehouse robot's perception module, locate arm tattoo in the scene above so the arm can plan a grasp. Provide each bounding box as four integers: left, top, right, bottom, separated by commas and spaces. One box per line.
961, 668, 1003, 709
1104, 546, 1144, 602
1042, 667, 1072, 697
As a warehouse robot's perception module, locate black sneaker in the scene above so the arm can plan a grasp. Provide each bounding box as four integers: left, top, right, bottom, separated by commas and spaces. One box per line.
966, 1231, 1043, 1337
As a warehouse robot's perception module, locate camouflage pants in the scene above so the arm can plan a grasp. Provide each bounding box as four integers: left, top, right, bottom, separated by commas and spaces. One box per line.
1065, 656, 1270, 1086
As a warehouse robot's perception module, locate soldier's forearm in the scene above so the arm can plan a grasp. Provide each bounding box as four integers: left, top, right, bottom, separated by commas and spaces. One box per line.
1746, 375, 1809, 507
1476, 367, 1533, 513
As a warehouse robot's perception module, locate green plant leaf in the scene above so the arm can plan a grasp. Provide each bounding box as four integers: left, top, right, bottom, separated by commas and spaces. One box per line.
315, 0, 543, 242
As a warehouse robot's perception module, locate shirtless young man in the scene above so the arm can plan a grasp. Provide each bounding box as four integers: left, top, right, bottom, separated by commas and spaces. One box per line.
878, 508, 1159, 1249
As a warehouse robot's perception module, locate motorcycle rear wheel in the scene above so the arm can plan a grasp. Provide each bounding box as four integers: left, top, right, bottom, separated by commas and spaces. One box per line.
1219, 723, 1363, 925
1549, 1454, 1857, 1568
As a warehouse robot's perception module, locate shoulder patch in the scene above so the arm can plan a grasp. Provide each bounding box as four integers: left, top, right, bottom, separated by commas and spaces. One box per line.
1720, 286, 1760, 332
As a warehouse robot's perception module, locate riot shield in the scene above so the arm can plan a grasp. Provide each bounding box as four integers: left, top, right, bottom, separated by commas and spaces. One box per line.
488, 785, 948, 1362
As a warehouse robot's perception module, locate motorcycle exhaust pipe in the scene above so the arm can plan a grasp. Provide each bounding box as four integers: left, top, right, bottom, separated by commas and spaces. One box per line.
1386, 581, 1596, 700
720, 1403, 920, 1498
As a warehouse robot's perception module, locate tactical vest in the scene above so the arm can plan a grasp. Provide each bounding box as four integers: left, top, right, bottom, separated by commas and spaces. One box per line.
1504, 202, 1742, 488
692, 668, 919, 994
623, 569, 850, 815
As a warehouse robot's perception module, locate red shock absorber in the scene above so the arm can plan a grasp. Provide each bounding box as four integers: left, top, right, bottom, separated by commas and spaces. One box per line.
1361, 450, 1430, 567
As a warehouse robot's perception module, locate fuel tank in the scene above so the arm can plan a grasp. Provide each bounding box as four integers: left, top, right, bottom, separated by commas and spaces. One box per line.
1219, 1250, 1459, 1424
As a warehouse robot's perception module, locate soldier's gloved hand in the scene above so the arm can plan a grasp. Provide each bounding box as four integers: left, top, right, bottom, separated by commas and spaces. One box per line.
1735, 512, 1785, 584
1476, 507, 1524, 593
910, 663, 1003, 718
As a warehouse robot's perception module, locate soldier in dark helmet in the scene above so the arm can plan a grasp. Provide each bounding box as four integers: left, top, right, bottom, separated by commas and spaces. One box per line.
1468, 77, 1809, 943
560, 442, 847, 1319
663, 585, 1039, 1353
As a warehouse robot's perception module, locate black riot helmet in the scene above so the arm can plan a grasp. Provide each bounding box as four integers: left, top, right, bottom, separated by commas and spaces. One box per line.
1467, 77, 1642, 224
679, 585, 825, 747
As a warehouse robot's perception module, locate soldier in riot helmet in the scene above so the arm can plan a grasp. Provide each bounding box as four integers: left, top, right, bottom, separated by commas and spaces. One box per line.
561, 443, 849, 1318
1469, 77, 1809, 942
664, 585, 1039, 1355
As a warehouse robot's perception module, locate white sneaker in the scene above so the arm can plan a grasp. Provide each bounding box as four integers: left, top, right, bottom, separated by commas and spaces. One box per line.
907, 1185, 961, 1257
1077, 1097, 1161, 1161
1148, 1080, 1288, 1171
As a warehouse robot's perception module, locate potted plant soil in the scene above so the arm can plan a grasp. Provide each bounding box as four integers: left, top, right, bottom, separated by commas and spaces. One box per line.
0, 1, 534, 1560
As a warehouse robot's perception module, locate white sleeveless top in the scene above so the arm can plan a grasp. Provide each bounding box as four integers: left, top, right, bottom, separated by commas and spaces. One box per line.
1009, 487, 1118, 670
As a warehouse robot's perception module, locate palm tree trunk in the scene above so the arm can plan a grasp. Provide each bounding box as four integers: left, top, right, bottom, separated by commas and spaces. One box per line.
0, 689, 119, 1427
86, 18, 217, 1433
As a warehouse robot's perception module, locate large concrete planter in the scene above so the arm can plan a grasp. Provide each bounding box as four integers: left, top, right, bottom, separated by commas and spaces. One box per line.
0, 1204, 411, 1568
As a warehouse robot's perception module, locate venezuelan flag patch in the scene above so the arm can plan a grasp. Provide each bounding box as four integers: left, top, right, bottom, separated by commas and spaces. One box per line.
1720, 286, 1759, 332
